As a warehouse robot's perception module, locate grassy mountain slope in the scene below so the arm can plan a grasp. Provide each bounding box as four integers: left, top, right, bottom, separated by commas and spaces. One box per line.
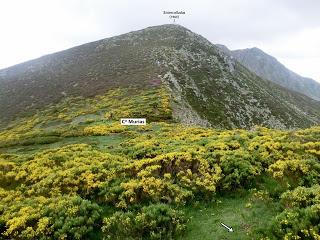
0, 25, 320, 129
0, 85, 319, 239
0, 29, 164, 123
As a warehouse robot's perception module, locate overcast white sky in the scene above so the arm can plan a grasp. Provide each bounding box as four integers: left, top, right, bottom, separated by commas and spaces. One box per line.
0, 0, 319, 82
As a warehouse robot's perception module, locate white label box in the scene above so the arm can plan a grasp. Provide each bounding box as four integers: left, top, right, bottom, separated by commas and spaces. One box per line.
120, 118, 146, 125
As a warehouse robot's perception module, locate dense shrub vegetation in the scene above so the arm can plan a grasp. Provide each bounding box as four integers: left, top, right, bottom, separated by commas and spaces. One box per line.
102, 204, 186, 240
271, 186, 320, 239
0, 87, 319, 239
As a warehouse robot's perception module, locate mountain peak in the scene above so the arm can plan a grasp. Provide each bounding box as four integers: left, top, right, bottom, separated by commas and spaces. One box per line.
235, 47, 269, 57
250, 47, 262, 51
215, 44, 231, 54
148, 23, 189, 30
126, 24, 192, 36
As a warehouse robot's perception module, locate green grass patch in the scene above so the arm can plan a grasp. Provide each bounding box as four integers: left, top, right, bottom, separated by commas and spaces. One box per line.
179, 192, 279, 240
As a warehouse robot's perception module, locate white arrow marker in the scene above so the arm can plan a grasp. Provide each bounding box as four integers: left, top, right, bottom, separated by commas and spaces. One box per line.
220, 222, 233, 232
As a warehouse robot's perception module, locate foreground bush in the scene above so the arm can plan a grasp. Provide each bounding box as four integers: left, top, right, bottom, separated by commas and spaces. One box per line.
218, 151, 262, 190
271, 205, 320, 239
4, 144, 126, 197
0, 193, 101, 239
271, 186, 320, 239
101, 152, 222, 208
102, 204, 186, 240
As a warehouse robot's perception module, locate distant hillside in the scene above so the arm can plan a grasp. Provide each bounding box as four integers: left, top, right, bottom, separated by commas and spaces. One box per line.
0, 24, 320, 129
217, 45, 320, 101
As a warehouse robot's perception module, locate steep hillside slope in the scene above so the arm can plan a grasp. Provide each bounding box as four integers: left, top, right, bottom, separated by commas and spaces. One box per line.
220, 46, 320, 101
0, 24, 320, 129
